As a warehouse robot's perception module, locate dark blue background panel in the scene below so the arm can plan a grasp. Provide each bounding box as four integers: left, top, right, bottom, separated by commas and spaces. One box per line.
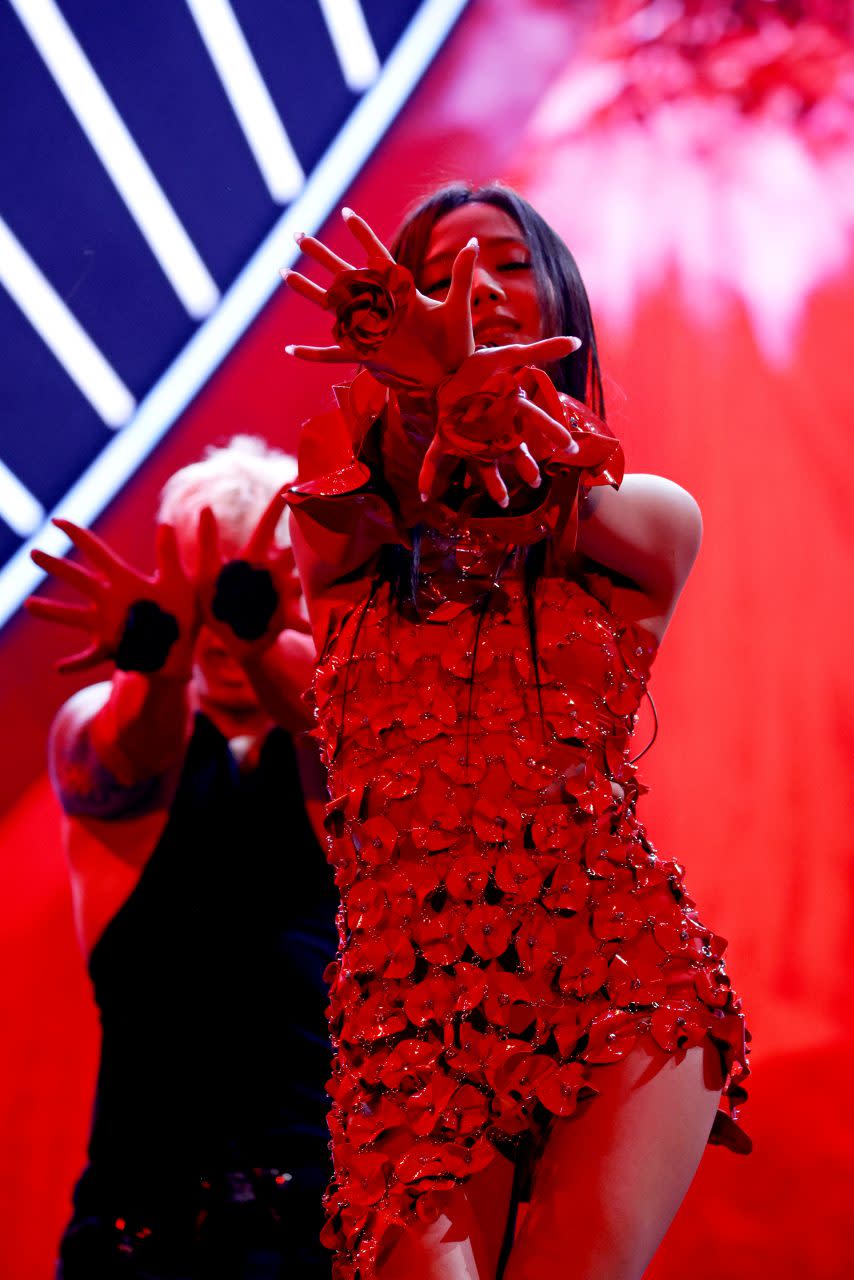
58, 0, 278, 291
0, 4, 193, 396
0, 282, 110, 511
360, 0, 425, 60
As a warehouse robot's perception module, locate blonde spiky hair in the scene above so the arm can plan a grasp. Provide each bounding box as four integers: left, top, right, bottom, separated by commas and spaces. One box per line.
157, 435, 296, 553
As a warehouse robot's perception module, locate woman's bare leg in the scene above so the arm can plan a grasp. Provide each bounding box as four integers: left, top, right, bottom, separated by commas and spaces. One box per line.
504, 1041, 723, 1280
377, 1148, 515, 1280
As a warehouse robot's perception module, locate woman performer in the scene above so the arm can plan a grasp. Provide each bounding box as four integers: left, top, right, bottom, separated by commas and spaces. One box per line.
282, 185, 750, 1280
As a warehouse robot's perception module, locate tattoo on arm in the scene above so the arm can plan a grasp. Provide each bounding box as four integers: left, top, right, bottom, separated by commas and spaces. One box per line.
50, 721, 168, 819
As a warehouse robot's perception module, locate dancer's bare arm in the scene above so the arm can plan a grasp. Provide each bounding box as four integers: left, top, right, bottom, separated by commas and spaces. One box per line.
28, 520, 198, 802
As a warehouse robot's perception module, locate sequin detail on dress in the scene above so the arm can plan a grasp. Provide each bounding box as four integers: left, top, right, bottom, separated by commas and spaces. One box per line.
312, 570, 750, 1278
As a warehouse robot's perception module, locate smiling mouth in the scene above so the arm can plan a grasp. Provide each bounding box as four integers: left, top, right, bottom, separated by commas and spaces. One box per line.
474, 319, 519, 346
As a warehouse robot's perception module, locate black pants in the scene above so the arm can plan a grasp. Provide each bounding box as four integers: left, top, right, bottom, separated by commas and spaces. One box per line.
57, 1174, 330, 1279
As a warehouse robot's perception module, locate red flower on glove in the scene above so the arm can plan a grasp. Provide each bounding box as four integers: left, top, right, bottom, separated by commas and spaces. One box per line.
326, 263, 414, 357
435, 369, 530, 460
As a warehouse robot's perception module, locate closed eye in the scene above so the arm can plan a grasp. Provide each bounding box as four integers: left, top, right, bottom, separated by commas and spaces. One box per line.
498, 261, 531, 273
422, 277, 451, 296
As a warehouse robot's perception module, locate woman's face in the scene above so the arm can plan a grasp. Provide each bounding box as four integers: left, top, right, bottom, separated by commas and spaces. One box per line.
418, 203, 544, 347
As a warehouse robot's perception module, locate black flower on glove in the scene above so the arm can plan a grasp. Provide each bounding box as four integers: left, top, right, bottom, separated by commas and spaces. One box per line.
326, 263, 413, 356
115, 599, 180, 673
211, 560, 278, 642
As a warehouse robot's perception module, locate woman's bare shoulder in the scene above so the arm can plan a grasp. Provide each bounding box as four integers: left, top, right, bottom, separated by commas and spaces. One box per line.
586, 472, 702, 563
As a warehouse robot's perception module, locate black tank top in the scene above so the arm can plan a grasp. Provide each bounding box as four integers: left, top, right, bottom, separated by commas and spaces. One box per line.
73, 712, 337, 1226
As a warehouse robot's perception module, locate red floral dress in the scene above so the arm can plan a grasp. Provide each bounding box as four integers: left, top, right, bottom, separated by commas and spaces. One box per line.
288, 377, 750, 1279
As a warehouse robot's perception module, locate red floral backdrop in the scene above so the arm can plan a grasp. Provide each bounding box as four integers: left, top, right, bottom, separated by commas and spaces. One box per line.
1, 3, 852, 1276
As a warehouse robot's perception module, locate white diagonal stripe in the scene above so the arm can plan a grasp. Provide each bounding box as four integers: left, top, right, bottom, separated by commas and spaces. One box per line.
0, 459, 44, 538
10, 0, 220, 319
185, 0, 304, 203
318, 0, 381, 91
0, 217, 136, 428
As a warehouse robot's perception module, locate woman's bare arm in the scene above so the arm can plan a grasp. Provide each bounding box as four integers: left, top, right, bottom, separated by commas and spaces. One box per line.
577, 474, 703, 642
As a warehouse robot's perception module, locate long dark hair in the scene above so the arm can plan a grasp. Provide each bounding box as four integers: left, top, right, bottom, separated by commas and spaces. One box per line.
391, 182, 606, 420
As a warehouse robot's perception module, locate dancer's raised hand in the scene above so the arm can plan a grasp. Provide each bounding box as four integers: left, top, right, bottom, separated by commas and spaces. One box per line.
282, 207, 479, 391
418, 339, 584, 508
195, 491, 310, 661
27, 520, 198, 676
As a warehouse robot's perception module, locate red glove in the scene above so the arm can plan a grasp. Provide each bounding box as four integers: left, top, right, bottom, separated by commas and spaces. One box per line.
195, 490, 310, 660
27, 519, 198, 677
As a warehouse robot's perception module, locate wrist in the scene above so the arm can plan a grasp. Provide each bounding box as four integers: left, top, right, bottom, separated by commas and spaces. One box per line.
93, 669, 193, 782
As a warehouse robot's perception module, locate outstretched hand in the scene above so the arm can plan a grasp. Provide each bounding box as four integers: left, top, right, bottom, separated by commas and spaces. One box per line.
282, 207, 478, 391
195, 490, 310, 661
418, 340, 582, 508
27, 519, 198, 676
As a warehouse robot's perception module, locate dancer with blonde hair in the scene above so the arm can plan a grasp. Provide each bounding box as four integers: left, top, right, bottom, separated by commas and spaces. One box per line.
30, 437, 336, 1279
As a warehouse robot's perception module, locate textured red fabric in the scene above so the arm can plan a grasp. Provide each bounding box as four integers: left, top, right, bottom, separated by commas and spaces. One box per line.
299, 407, 749, 1273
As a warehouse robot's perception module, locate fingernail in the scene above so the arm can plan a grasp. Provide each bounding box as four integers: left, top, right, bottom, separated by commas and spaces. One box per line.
342, 207, 354, 220
284, 344, 296, 356
293, 231, 305, 244
499, 494, 509, 508
467, 237, 479, 251
420, 492, 429, 503
569, 336, 582, 350
279, 268, 290, 281
531, 473, 542, 489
